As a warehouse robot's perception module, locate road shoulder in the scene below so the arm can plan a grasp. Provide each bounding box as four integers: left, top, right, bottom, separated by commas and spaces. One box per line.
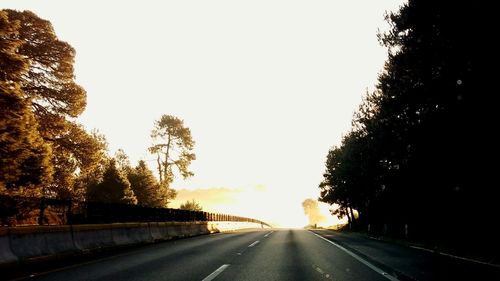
311, 229, 500, 281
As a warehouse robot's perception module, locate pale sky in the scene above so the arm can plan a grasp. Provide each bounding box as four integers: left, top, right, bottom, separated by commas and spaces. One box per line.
2, 0, 405, 227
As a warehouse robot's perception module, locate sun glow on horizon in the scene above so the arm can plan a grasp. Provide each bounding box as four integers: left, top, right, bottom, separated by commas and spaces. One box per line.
170, 186, 343, 228
1, 0, 405, 226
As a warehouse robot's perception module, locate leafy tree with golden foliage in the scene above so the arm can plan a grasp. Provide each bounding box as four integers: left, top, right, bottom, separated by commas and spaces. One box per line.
71, 130, 108, 200
2, 10, 106, 198
0, 11, 53, 195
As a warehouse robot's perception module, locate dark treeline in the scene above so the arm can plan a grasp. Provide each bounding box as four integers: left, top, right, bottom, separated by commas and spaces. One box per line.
1, 10, 194, 208
319, 1, 496, 257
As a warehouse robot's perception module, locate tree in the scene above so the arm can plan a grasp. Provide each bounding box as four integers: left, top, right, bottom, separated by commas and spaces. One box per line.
87, 159, 137, 205
114, 149, 132, 174
4, 10, 86, 119
3, 10, 104, 198
301, 199, 325, 227
72, 130, 108, 200
320, 1, 496, 252
319, 129, 382, 226
179, 199, 202, 212
319, 146, 354, 223
48, 124, 107, 198
113, 150, 168, 207
365, 0, 494, 227
127, 160, 172, 207
149, 115, 195, 204
0, 11, 53, 194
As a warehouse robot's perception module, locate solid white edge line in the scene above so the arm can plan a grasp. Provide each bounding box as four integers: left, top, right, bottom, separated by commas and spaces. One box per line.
201, 264, 230, 281
310, 232, 400, 281
409, 246, 500, 268
248, 240, 260, 247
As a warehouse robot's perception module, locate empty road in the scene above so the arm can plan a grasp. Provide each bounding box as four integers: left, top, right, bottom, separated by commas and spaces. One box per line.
14, 229, 392, 281
11, 228, 500, 280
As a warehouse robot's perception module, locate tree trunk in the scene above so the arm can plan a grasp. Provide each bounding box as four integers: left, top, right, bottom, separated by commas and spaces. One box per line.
349, 207, 355, 223
345, 207, 352, 225
156, 154, 162, 183
162, 135, 172, 184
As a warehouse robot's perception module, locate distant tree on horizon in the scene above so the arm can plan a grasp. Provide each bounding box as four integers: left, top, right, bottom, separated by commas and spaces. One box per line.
301, 199, 325, 227
179, 199, 203, 212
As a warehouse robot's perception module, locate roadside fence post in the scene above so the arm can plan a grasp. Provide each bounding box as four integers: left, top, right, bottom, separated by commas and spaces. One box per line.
38, 197, 45, 225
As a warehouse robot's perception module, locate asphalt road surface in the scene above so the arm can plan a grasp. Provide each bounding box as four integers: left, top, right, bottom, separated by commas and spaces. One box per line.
11, 229, 500, 281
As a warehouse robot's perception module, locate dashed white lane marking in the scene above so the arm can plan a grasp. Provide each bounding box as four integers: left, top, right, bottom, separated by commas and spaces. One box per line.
264, 231, 274, 237
311, 232, 400, 281
315, 266, 324, 274
311, 264, 333, 280
248, 240, 260, 247
201, 264, 230, 281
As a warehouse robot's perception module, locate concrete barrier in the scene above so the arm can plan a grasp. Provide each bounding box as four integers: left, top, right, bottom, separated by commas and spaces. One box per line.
196, 222, 210, 235
167, 222, 183, 238
148, 222, 166, 241
211, 221, 265, 232
110, 223, 152, 246
72, 224, 114, 250
180, 222, 191, 237
157, 222, 172, 240
0, 220, 267, 267
9, 225, 75, 259
0, 228, 17, 266
207, 222, 219, 233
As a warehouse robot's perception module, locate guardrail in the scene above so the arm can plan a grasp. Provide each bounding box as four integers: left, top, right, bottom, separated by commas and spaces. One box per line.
0, 195, 270, 227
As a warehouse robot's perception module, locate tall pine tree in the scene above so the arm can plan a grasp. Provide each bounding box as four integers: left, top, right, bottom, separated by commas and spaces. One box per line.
0, 11, 53, 194
3, 10, 106, 198
87, 159, 137, 205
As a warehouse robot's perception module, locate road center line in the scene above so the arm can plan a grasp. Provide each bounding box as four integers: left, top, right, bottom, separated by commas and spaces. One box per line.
264, 231, 274, 237
311, 232, 399, 281
248, 240, 260, 247
201, 264, 230, 281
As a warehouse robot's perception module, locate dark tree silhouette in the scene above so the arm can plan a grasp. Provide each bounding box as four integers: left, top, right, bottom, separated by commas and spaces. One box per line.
320, 1, 495, 256
87, 159, 137, 205
127, 160, 171, 207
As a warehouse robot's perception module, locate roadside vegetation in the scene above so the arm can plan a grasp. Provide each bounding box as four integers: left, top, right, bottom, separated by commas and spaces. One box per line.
0, 9, 194, 208
318, 1, 496, 260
